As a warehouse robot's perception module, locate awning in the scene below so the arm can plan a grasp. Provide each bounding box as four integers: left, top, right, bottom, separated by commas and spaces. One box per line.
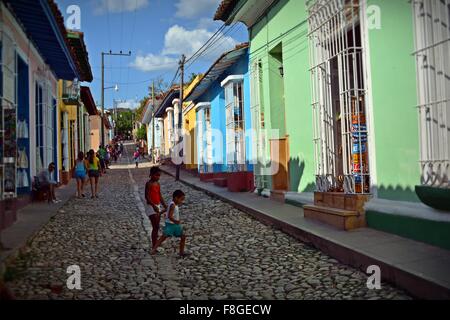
185, 44, 249, 102
3, 0, 80, 80
80, 86, 97, 116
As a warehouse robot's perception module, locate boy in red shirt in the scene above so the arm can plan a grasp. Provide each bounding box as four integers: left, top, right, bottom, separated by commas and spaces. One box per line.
145, 167, 167, 250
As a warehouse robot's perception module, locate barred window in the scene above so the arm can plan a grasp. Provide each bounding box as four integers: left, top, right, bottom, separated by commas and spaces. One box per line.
308, 0, 371, 194
413, 0, 450, 188
224, 78, 246, 172
35, 81, 55, 172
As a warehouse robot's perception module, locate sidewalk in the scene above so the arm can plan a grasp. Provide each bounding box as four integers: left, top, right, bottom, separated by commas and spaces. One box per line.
0, 181, 77, 271
161, 165, 450, 300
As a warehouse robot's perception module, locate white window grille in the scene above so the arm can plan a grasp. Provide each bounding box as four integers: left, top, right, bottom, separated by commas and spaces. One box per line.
413, 0, 450, 188
196, 103, 213, 174
61, 111, 69, 171
308, 0, 371, 194
223, 77, 246, 172
35, 80, 55, 172
84, 113, 90, 152
250, 60, 269, 189
166, 107, 174, 154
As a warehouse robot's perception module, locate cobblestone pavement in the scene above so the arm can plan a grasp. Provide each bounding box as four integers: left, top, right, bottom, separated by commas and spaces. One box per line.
5, 144, 411, 300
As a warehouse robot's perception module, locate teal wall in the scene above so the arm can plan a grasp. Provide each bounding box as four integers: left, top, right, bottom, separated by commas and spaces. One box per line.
249, 0, 315, 193
367, 0, 421, 202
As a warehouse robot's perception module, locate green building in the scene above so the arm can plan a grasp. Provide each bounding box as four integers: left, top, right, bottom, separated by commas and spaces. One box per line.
215, 0, 450, 249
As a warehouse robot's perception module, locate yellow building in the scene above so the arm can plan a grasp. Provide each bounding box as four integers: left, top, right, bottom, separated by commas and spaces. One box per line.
57, 31, 93, 184
183, 75, 203, 170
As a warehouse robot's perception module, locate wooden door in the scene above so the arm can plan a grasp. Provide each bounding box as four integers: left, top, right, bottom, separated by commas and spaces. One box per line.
270, 136, 290, 191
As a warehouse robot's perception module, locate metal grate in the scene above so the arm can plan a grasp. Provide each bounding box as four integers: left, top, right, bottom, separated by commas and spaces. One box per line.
308, 0, 371, 194
250, 60, 269, 189
225, 80, 246, 172
196, 104, 213, 174
413, 0, 450, 188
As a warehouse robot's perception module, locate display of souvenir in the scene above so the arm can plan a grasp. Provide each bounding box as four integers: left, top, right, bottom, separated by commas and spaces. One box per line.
351, 95, 369, 193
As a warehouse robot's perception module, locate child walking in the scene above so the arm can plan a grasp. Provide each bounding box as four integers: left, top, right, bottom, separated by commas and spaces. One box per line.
145, 167, 167, 250
152, 190, 190, 257
134, 148, 140, 168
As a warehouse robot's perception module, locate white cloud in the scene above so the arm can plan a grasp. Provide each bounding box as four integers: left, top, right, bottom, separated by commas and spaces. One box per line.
163, 25, 237, 58
131, 25, 238, 73
130, 54, 178, 72
94, 0, 149, 15
175, 0, 221, 19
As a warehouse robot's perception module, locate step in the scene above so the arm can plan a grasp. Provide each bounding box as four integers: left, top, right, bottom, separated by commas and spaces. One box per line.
213, 178, 228, 188
314, 192, 370, 214
270, 190, 286, 203
304, 205, 366, 231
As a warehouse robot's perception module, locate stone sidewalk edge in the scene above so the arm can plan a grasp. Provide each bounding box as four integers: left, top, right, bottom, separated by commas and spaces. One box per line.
160, 167, 450, 300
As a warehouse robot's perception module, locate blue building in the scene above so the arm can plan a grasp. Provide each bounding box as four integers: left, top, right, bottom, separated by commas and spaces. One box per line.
185, 44, 254, 192
142, 98, 163, 160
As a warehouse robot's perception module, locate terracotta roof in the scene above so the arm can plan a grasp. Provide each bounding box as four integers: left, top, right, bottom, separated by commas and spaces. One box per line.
67, 31, 93, 82
214, 0, 240, 21
80, 86, 97, 115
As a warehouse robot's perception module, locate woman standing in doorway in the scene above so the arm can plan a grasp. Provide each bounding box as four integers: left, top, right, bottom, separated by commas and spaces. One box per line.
73, 151, 88, 199
87, 149, 101, 199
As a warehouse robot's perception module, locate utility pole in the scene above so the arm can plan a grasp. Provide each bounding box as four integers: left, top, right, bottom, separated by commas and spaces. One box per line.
151, 81, 156, 164
176, 54, 186, 181
101, 50, 131, 146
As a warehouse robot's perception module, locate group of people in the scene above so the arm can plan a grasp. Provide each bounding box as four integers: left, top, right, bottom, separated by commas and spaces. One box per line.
145, 167, 189, 257
73, 149, 102, 199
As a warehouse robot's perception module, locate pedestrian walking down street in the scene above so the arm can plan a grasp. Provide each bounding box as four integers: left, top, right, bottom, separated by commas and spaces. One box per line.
134, 148, 140, 168
145, 167, 168, 250
87, 149, 101, 199
73, 151, 88, 199
98, 145, 107, 174
152, 190, 190, 258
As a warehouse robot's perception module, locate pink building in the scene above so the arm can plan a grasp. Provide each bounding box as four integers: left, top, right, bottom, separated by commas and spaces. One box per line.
0, 1, 80, 231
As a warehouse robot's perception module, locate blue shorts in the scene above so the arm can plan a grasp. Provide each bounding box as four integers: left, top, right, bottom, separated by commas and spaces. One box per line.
75, 171, 86, 180
163, 223, 183, 238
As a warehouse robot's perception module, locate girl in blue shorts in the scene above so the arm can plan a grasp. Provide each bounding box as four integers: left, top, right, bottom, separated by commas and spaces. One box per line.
73, 151, 88, 199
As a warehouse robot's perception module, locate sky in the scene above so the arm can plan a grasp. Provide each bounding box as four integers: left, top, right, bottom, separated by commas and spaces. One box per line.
54, 0, 248, 110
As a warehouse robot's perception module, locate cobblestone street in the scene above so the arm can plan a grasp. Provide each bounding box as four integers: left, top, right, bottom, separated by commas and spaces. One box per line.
4, 146, 411, 300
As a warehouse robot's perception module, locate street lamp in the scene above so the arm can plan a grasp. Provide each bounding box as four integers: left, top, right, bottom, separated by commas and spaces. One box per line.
101, 50, 131, 146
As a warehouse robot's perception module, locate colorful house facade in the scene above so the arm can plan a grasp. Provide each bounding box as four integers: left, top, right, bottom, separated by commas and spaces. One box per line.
57, 30, 93, 183
182, 74, 203, 172
154, 87, 180, 162
142, 96, 163, 160
0, 0, 80, 231
185, 44, 254, 192
215, 0, 450, 249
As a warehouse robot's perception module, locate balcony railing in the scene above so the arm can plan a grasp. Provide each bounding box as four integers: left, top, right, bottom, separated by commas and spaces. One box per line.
62, 81, 80, 104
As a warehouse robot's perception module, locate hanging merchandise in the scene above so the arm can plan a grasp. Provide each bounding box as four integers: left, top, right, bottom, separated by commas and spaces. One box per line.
351, 95, 369, 193
17, 170, 23, 188
22, 169, 29, 188
17, 119, 29, 139
36, 147, 43, 173
18, 148, 29, 169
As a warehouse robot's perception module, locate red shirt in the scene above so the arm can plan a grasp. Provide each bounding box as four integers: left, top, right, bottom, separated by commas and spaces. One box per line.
146, 182, 161, 205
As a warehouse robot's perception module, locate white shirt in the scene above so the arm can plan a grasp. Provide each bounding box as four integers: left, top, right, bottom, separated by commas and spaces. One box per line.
165, 201, 180, 225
